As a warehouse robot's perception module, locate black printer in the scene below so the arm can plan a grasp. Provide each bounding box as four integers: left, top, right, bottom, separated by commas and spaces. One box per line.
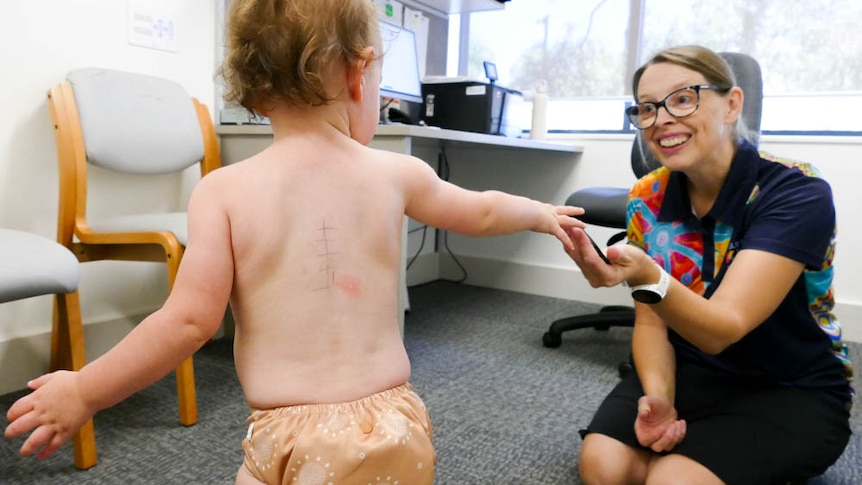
420, 78, 524, 137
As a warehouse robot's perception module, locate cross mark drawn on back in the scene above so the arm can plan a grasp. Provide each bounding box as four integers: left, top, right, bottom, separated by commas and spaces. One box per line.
314, 219, 337, 292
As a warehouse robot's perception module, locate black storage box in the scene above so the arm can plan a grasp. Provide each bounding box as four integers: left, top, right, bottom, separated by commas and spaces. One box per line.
420, 80, 523, 137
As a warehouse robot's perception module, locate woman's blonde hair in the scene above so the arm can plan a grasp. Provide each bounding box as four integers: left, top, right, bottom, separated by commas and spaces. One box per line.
219, 0, 380, 115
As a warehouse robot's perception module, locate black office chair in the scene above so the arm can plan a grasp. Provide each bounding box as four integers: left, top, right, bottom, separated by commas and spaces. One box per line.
542, 52, 764, 369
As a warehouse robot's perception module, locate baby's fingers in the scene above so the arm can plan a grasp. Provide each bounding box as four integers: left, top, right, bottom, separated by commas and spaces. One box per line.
5, 396, 36, 434
5, 407, 45, 442
558, 214, 586, 230
36, 431, 66, 460
552, 226, 575, 251
556, 205, 585, 217
19, 424, 55, 459
27, 372, 56, 390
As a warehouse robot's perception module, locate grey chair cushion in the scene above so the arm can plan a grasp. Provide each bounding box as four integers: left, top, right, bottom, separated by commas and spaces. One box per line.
0, 229, 80, 303
67, 68, 204, 175
87, 212, 189, 246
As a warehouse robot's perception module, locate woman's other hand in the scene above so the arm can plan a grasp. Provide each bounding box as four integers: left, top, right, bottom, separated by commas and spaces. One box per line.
634, 394, 687, 452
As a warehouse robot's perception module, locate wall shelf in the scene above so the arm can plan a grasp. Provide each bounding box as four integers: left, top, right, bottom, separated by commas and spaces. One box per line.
404, 0, 505, 15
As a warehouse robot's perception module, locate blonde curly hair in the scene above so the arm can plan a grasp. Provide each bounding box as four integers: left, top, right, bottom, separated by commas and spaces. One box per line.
219, 0, 380, 116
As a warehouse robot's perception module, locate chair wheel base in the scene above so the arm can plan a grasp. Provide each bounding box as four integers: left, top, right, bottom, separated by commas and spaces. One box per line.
542, 331, 562, 348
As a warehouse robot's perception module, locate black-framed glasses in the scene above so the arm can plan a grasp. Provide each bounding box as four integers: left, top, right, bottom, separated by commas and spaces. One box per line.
625, 84, 731, 129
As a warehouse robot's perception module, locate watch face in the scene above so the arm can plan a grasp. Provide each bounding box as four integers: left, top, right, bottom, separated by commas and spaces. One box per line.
632, 288, 662, 304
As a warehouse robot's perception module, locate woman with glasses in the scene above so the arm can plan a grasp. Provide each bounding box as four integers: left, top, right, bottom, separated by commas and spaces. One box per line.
565, 45, 852, 485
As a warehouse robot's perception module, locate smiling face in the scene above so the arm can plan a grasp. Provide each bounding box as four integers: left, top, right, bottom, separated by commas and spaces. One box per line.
636, 62, 742, 174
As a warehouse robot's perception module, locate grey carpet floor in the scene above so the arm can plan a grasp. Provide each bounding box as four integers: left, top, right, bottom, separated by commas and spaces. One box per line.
1, 281, 859, 484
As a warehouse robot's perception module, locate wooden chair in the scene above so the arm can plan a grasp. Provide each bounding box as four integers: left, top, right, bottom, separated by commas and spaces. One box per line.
0, 228, 97, 469
47, 68, 222, 427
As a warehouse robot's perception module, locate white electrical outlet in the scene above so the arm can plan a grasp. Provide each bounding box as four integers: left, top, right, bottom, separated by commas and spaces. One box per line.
128, 0, 177, 52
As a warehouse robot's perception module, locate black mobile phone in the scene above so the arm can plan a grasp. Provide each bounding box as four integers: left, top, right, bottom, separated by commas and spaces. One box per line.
584, 231, 612, 265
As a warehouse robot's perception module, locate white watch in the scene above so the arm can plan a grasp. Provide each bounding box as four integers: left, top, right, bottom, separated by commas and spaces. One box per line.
630, 265, 670, 304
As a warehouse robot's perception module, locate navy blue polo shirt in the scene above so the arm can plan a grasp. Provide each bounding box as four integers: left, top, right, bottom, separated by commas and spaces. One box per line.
626, 140, 853, 409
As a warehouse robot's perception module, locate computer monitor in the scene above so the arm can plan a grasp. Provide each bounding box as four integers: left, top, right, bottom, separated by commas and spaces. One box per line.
378, 20, 423, 104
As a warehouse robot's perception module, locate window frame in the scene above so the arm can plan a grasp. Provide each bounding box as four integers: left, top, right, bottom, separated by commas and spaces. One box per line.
457, 1, 862, 137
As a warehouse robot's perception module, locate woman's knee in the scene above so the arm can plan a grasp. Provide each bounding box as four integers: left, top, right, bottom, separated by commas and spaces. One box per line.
579, 433, 649, 485
645, 454, 725, 485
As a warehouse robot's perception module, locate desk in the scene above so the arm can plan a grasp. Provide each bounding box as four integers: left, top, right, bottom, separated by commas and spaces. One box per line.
216, 124, 582, 166
216, 124, 583, 334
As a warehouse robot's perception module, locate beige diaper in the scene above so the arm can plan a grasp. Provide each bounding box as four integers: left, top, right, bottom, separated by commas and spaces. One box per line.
242, 383, 435, 485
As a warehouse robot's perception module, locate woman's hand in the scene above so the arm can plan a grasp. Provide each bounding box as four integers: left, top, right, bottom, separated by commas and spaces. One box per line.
563, 227, 653, 288
5, 371, 95, 460
634, 394, 687, 452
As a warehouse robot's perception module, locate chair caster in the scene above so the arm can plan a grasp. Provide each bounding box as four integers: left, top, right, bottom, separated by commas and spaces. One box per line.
542, 331, 562, 348
618, 362, 634, 378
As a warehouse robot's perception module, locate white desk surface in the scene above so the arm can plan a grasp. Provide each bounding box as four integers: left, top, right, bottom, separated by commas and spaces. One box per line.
215, 123, 583, 154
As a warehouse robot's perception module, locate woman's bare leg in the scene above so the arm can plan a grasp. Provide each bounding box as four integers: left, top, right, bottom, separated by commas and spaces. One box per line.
645, 454, 725, 485
579, 433, 652, 485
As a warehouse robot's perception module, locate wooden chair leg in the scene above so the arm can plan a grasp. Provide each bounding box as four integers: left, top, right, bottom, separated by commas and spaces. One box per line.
176, 356, 198, 426
71, 419, 98, 470
52, 292, 98, 469
49, 292, 87, 371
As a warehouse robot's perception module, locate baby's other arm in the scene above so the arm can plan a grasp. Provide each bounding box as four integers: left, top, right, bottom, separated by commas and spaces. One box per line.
5, 174, 234, 460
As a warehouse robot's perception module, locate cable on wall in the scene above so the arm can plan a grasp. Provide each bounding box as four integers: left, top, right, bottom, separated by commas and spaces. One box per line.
436, 145, 468, 284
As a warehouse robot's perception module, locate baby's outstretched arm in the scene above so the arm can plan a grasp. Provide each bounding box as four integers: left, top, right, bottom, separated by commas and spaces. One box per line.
402, 156, 585, 249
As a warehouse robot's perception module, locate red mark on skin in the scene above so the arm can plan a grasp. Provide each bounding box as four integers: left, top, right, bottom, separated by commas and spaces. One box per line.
336, 274, 363, 299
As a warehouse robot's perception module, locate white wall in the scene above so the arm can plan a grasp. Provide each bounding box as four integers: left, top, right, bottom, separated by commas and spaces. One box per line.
0, 1, 216, 394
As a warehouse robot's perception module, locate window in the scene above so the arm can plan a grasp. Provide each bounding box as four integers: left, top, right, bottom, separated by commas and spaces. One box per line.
464, 0, 862, 135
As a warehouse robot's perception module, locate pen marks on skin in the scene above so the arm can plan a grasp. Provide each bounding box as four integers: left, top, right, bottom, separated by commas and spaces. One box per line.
313, 219, 362, 298
314, 219, 337, 291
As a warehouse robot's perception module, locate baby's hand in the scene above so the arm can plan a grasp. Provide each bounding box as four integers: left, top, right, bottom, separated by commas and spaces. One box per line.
543, 204, 585, 251
5, 371, 94, 460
